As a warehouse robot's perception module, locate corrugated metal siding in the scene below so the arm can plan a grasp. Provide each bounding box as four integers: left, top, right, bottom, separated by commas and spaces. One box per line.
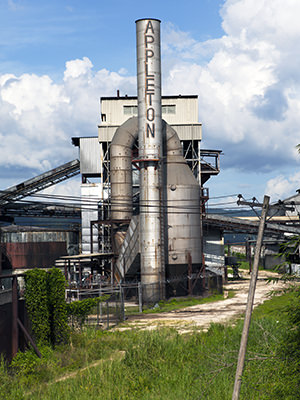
172, 124, 202, 140
161, 97, 198, 124
4, 242, 67, 269
203, 227, 224, 268
1, 231, 67, 243
98, 126, 119, 142
80, 137, 102, 174
0, 229, 79, 270
81, 184, 101, 253
100, 97, 200, 126
98, 124, 201, 143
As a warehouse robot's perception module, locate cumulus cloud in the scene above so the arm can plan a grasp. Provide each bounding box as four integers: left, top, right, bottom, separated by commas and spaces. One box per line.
1, 0, 300, 201
40, 176, 82, 199
63, 57, 93, 80
0, 57, 136, 185
265, 172, 300, 201
162, 0, 300, 177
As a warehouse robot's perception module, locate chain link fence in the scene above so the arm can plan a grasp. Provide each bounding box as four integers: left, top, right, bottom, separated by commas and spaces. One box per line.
64, 270, 223, 330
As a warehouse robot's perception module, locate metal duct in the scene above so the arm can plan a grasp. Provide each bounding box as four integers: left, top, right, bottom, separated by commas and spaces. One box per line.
110, 117, 138, 253
109, 18, 202, 300
110, 117, 138, 222
136, 18, 163, 302
110, 117, 202, 295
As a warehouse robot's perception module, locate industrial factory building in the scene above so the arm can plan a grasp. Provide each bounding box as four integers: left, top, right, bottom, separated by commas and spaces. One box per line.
72, 92, 223, 301
1, 19, 224, 305
70, 19, 224, 303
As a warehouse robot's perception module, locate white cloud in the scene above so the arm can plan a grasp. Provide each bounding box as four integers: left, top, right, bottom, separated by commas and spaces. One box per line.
0, 57, 136, 175
162, 0, 300, 177
265, 172, 300, 200
40, 176, 81, 200
1, 0, 300, 202
2, 73, 68, 116
63, 57, 93, 80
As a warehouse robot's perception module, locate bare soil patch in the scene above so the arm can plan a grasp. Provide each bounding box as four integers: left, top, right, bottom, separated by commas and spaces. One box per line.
119, 270, 288, 332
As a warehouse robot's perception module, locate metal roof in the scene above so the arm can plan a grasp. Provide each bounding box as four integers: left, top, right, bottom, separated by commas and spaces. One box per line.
100, 95, 198, 101
204, 213, 300, 237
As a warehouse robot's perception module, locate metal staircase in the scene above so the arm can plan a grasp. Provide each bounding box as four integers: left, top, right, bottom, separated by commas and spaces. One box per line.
114, 215, 140, 282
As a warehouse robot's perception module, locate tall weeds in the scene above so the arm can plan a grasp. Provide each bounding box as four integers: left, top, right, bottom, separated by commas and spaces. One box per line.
0, 290, 297, 399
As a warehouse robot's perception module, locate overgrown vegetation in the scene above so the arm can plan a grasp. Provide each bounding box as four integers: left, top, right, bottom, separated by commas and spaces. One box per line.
25, 268, 68, 346
47, 268, 70, 345
25, 268, 110, 344
66, 296, 109, 328
1, 286, 299, 399
24, 269, 51, 345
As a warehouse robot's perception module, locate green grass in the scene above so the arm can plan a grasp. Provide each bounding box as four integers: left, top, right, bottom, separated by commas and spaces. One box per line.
0, 288, 298, 400
124, 292, 235, 315
141, 292, 235, 314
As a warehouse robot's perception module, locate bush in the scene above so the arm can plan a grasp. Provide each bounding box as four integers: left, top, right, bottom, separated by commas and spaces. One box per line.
25, 269, 51, 345
67, 296, 109, 328
25, 268, 69, 346
47, 268, 69, 345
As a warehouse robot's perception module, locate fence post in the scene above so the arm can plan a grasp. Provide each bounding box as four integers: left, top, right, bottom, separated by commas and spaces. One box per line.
97, 299, 100, 327
106, 299, 109, 329
120, 285, 125, 321
99, 284, 103, 323
138, 282, 143, 313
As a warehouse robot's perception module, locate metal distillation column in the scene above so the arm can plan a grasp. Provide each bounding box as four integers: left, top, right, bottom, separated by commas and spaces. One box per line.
136, 18, 164, 303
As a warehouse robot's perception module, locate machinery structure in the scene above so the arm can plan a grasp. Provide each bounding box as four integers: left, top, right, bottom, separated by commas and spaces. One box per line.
71, 19, 222, 303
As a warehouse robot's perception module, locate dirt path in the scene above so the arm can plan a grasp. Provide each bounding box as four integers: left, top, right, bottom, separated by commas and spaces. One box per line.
120, 270, 288, 333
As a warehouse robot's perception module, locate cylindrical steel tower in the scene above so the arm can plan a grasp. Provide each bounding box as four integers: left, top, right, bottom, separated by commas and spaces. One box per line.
136, 18, 164, 303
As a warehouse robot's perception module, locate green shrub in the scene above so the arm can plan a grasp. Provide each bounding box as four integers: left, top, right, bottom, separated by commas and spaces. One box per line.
47, 268, 69, 345
25, 268, 69, 346
25, 269, 51, 345
67, 296, 109, 328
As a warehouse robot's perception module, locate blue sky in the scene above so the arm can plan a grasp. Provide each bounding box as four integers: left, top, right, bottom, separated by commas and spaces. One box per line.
0, 0, 300, 207
0, 0, 224, 76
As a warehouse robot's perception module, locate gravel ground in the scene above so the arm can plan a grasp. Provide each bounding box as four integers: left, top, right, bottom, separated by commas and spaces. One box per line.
119, 270, 289, 333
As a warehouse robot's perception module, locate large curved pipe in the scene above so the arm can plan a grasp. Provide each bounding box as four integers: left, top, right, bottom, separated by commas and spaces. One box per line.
110, 117, 138, 221
110, 117, 182, 222
110, 117, 201, 265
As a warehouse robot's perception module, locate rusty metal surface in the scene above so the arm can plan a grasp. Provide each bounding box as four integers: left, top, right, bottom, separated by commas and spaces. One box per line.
136, 19, 163, 302
4, 242, 67, 269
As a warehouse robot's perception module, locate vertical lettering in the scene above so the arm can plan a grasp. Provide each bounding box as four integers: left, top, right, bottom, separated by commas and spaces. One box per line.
147, 123, 155, 138
146, 78, 155, 93
144, 21, 156, 139
145, 62, 154, 78
146, 93, 153, 106
145, 20, 154, 34
147, 107, 155, 121
145, 34, 154, 47
145, 49, 154, 62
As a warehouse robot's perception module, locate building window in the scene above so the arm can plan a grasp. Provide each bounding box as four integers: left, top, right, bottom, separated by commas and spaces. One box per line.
101, 113, 106, 122
162, 105, 176, 114
123, 105, 176, 115
124, 105, 138, 115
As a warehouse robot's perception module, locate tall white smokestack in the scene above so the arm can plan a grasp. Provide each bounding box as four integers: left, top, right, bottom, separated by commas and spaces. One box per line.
136, 18, 164, 302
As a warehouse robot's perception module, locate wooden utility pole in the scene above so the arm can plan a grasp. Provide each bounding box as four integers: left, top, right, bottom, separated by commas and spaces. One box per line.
232, 195, 270, 400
